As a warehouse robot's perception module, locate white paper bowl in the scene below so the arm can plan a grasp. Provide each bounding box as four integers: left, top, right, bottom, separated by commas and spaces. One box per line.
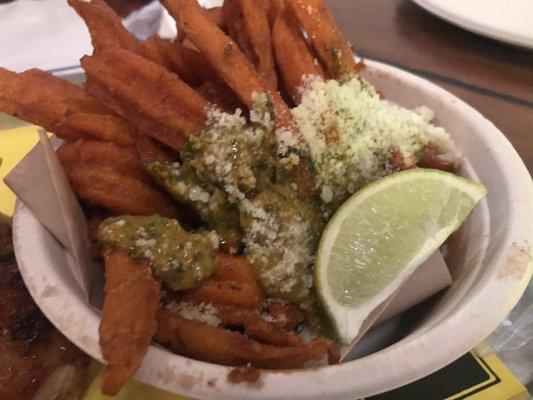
12, 60, 533, 399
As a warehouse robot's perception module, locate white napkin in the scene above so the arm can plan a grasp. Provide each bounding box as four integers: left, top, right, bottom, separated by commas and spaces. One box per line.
0, 0, 164, 73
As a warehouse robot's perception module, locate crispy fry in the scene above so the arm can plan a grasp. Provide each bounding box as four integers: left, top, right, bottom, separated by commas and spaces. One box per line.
134, 135, 176, 165
0, 68, 106, 141
56, 140, 145, 181
62, 113, 134, 146
217, 306, 301, 346
258, 0, 277, 27
212, 253, 258, 285
167, 0, 299, 138
99, 249, 161, 395
142, 36, 202, 86
419, 147, 457, 172
196, 81, 242, 112
179, 44, 220, 83
186, 280, 264, 309
261, 298, 305, 331
206, 6, 225, 29
84, 49, 208, 123
273, 8, 324, 103
170, 0, 265, 107
82, 49, 208, 150
185, 254, 264, 308
224, 0, 278, 90
155, 309, 335, 368
287, 0, 363, 79
84, 78, 187, 151
66, 165, 176, 217
223, 0, 255, 66
68, 0, 145, 54
141, 36, 177, 72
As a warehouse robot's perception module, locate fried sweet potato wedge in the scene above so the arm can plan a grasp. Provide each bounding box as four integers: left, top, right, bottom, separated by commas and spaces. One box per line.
272, 8, 324, 103
62, 113, 134, 146
0, 67, 110, 141
223, 0, 278, 90
287, 0, 363, 79
82, 49, 209, 150
213, 253, 259, 285
143, 36, 203, 86
99, 249, 161, 395
68, 0, 145, 54
217, 306, 301, 346
155, 309, 336, 368
66, 165, 176, 217
206, 7, 224, 29
169, 0, 302, 145
57, 140, 145, 180
168, 0, 265, 107
261, 298, 304, 331
134, 135, 176, 165
186, 280, 264, 310
185, 254, 264, 309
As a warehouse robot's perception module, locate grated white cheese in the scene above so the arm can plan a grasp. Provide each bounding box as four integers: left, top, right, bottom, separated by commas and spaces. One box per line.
292, 76, 460, 207
166, 301, 221, 326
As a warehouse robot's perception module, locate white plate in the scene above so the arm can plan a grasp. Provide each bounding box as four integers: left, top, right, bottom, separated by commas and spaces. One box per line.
411, 0, 533, 49
13, 60, 533, 399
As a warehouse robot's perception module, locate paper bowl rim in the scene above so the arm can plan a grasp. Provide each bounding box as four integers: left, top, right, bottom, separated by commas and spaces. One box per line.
12, 59, 533, 400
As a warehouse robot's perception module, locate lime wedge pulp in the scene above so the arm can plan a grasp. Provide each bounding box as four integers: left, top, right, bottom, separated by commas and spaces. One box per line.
314, 169, 486, 345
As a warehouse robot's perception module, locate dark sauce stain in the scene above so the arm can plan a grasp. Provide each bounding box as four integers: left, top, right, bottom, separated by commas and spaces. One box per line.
227, 366, 263, 388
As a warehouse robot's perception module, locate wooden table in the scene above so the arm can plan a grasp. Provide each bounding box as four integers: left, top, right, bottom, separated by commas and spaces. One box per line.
325, 0, 533, 172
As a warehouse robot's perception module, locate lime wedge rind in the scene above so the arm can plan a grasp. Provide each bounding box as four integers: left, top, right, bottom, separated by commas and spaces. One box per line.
315, 169, 486, 345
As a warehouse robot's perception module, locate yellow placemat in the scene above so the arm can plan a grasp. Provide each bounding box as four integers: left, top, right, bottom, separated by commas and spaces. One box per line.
0, 126, 40, 216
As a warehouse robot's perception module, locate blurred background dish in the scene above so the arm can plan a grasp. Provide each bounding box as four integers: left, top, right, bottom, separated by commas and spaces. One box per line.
0, 0, 169, 73
411, 0, 533, 49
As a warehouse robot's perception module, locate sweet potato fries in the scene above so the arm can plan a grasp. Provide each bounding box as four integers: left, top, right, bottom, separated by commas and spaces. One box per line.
0, 0, 368, 395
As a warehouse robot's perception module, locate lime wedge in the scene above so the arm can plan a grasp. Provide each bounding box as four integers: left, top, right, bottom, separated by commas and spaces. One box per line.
315, 169, 486, 345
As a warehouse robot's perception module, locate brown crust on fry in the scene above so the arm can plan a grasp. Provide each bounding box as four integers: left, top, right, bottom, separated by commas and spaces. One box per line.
419, 147, 457, 172
82, 49, 208, 150
155, 308, 335, 368
261, 299, 305, 331
206, 6, 225, 29
66, 165, 176, 217
0, 67, 107, 141
134, 135, 176, 165
223, 0, 255, 63
100, 250, 161, 396
240, 0, 278, 90
272, 8, 324, 103
170, 0, 267, 108
224, 0, 278, 90
186, 280, 264, 310
178, 44, 221, 84
213, 254, 259, 285
84, 78, 188, 151
185, 254, 264, 309
142, 36, 203, 86
62, 113, 135, 146
217, 306, 302, 347
56, 140, 146, 181
287, 0, 363, 79
68, 0, 145, 54
168, 0, 302, 142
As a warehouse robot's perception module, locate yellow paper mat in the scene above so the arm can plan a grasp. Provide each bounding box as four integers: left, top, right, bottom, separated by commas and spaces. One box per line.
0, 126, 40, 215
